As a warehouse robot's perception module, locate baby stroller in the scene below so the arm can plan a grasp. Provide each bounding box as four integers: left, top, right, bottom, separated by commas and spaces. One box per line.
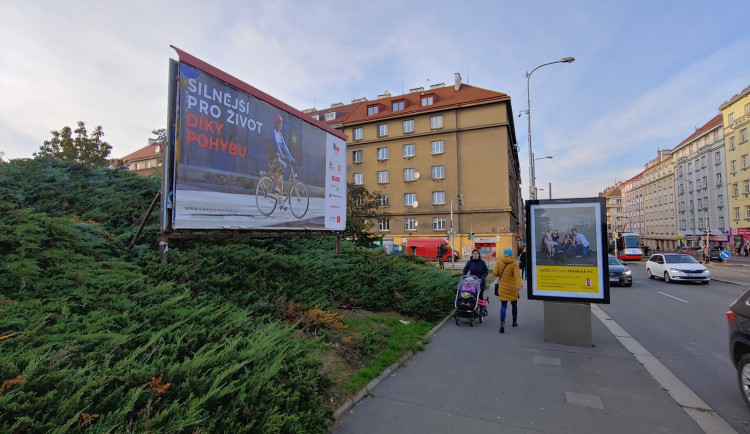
454, 275, 487, 326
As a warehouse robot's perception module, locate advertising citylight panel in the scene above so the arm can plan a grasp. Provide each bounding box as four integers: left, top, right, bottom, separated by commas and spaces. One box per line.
525, 198, 610, 304
168, 47, 347, 231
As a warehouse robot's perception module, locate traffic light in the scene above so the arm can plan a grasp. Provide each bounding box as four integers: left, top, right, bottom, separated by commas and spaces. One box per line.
457, 193, 464, 205
470, 232, 475, 240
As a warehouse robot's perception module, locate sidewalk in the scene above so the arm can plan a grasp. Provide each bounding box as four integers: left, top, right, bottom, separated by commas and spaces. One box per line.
332, 283, 720, 434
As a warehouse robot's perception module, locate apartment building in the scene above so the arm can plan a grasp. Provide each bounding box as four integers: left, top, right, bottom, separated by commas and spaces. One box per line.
620, 173, 644, 238
720, 86, 750, 249
599, 183, 624, 241
309, 74, 522, 257
641, 150, 677, 252
121, 139, 163, 176
672, 114, 728, 249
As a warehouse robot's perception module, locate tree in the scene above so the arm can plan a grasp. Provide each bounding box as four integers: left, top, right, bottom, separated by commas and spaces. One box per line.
151, 128, 167, 145
345, 183, 390, 247
35, 121, 112, 166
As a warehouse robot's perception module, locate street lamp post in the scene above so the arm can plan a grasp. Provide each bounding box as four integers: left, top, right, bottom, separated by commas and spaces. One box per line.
533, 155, 553, 199
525, 57, 575, 200
450, 193, 464, 269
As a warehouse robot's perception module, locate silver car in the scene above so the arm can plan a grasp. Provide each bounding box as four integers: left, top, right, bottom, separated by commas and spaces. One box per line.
645, 253, 710, 284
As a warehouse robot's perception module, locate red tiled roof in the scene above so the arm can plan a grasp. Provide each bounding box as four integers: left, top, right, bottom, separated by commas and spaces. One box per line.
673, 114, 723, 150
310, 83, 510, 125
122, 143, 162, 162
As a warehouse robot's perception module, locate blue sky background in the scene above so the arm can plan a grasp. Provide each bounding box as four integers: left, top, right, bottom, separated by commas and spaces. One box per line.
1, 0, 748, 199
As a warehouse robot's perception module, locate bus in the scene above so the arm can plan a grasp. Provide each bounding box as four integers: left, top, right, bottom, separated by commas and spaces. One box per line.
615, 232, 643, 261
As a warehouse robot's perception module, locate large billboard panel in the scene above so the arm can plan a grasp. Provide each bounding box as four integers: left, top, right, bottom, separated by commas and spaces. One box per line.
525, 198, 610, 304
167, 48, 347, 231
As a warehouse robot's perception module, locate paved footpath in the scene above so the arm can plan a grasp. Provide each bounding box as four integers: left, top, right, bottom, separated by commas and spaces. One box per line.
333, 271, 741, 434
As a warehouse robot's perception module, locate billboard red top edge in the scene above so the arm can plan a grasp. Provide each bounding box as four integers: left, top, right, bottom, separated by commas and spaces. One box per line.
171, 45, 348, 141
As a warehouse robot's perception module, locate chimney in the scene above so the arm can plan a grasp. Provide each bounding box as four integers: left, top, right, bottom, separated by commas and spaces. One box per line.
377, 90, 391, 99
455, 73, 462, 91
409, 87, 424, 93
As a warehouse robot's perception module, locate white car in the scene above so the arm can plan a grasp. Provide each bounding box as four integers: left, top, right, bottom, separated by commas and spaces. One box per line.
645, 253, 710, 284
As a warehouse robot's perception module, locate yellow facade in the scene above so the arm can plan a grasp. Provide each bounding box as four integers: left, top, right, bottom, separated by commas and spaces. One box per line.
313, 80, 523, 259
721, 87, 750, 244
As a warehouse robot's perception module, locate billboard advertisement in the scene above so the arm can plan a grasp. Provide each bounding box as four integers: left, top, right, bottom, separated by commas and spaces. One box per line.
525, 198, 610, 304
167, 47, 347, 231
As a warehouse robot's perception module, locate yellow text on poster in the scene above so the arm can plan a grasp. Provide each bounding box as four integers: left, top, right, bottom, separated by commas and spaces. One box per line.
536, 266, 600, 293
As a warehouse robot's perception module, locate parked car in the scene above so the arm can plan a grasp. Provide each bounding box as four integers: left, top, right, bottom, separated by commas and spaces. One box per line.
708, 248, 723, 262
645, 253, 710, 284
608, 254, 632, 287
677, 246, 701, 256
727, 287, 750, 409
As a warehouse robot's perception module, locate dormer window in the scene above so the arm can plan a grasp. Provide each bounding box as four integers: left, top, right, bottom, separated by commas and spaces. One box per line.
325, 111, 336, 121
367, 105, 380, 116
392, 100, 405, 112
154, 145, 160, 153
421, 95, 435, 106
311, 114, 320, 120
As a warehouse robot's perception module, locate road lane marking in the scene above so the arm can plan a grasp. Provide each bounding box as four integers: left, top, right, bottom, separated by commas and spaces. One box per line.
591, 304, 736, 434
657, 291, 689, 303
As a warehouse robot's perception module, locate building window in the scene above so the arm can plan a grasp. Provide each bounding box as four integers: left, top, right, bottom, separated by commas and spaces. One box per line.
701, 155, 706, 168
433, 217, 446, 231
377, 147, 389, 160
432, 191, 446, 205
715, 151, 721, 165
421, 96, 434, 106
731, 136, 736, 150
378, 218, 390, 231
735, 207, 740, 219
145, 161, 151, 168
687, 162, 692, 173
402, 119, 414, 133
377, 170, 389, 184
325, 111, 336, 121
367, 105, 379, 115
746, 205, 750, 219
377, 194, 389, 207
392, 100, 404, 112
732, 160, 738, 173
431, 165, 445, 179
719, 217, 725, 229
745, 180, 750, 194
743, 129, 749, 143
746, 103, 750, 115
431, 140, 444, 154
377, 124, 388, 137
404, 218, 417, 231
430, 115, 443, 129
134, 163, 140, 170
353, 173, 363, 185
353, 127, 363, 140
718, 195, 723, 206
311, 114, 319, 120
733, 183, 739, 196
352, 150, 363, 163
743, 154, 749, 169
702, 177, 707, 188
403, 168, 418, 181
697, 198, 702, 209
403, 144, 415, 158
404, 193, 416, 206
716, 173, 722, 186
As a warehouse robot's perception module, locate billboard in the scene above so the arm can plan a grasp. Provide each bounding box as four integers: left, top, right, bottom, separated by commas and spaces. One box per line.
166, 47, 347, 232
525, 198, 610, 304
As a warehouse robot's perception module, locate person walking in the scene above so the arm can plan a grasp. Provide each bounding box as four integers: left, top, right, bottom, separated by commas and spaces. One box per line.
437, 244, 446, 269
518, 247, 527, 280
463, 249, 489, 300
492, 248, 523, 334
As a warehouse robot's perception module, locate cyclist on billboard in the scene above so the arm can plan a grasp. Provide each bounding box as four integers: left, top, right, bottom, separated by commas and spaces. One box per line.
269, 113, 295, 195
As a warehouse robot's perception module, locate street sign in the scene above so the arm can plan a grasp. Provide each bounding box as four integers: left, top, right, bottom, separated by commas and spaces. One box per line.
720, 251, 731, 259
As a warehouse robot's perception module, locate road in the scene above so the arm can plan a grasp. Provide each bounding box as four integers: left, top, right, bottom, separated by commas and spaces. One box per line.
600, 261, 750, 432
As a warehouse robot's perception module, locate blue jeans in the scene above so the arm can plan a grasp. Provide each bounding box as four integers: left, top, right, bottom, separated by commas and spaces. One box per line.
500, 300, 517, 324
575, 245, 590, 257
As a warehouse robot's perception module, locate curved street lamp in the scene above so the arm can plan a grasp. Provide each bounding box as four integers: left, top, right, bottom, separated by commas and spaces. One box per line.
525, 57, 575, 200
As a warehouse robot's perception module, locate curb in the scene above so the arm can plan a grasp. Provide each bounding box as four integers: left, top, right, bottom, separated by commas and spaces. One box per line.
333, 311, 455, 421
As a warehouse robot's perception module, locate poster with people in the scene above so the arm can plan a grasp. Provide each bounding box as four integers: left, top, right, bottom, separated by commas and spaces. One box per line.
166, 47, 347, 232
525, 198, 610, 304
